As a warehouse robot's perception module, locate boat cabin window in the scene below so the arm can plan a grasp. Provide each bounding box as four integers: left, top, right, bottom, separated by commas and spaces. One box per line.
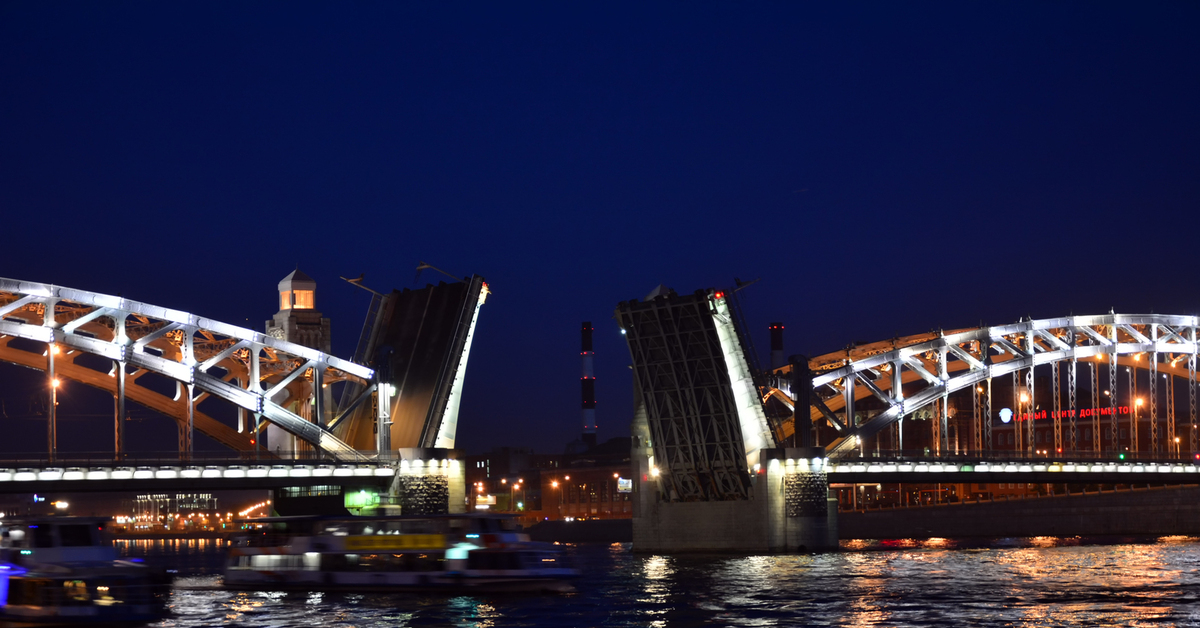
59, 524, 98, 547
19, 524, 101, 548
467, 550, 524, 570
473, 517, 517, 533
30, 525, 53, 548
4, 529, 25, 547
317, 519, 443, 536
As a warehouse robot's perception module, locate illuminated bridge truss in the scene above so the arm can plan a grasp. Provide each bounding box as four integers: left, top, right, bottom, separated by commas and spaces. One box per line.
768, 314, 1200, 459
0, 278, 375, 461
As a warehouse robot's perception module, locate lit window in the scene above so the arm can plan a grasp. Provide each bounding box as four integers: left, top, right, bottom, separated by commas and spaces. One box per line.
280, 290, 292, 310
294, 290, 314, 309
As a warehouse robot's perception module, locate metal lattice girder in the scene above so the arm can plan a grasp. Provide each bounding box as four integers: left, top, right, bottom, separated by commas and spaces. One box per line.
0, 278, 373, 461
783, 314, 1200, 458
616, 289, 759, 502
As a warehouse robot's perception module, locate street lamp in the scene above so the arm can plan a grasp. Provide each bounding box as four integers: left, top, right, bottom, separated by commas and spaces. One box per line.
1134, 397, 1144, 455
1018, 391, 1030, 455
510, 479, 523, 512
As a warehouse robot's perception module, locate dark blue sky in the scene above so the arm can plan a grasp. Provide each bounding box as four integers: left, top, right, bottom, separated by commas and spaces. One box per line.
2, 3, 1198, 455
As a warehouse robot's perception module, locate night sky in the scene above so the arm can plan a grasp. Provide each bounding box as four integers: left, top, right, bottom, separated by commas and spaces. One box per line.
2, 3, 1199, 457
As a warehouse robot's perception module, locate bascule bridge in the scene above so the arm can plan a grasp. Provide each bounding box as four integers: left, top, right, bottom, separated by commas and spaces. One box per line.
618, 285, 1200, 551
0, 273, 487, 516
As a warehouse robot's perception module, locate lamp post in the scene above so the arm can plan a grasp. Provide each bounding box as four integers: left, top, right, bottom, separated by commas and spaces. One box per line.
1019, 391, 1030, 457
48, 344, 60, 463
1135, 397, 1144, 456
509, 479, 523, 513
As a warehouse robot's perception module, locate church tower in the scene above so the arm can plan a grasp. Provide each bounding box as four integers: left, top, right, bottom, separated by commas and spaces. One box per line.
266, 269, 331, 353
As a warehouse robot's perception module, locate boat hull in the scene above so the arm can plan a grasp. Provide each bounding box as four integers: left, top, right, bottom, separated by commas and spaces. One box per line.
224, 570, 577, 593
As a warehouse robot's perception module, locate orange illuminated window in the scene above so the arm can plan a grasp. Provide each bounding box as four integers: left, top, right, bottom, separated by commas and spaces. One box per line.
280, 290, 292, 310
293, 290, 314, 309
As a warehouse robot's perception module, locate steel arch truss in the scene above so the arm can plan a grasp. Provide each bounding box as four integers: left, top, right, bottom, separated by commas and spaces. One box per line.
798, 314, 1200, 457
0, 278, 374, 461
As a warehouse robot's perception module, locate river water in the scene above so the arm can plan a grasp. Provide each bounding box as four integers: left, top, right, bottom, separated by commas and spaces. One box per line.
116, 536, 1200, 627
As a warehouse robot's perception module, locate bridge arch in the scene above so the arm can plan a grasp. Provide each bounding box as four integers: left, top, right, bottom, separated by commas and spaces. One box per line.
0, 278, 375, 461
771, 314, 1200, 458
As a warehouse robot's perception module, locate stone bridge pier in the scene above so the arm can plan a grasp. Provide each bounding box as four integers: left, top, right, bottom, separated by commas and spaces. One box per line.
632, 442, 838, 553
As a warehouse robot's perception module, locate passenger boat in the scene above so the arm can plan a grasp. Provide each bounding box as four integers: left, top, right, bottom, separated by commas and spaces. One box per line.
0, 516, 170, 626
224, 514, 578, 593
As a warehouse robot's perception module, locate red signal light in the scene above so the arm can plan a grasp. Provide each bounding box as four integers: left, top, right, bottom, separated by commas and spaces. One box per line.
714, 291, 724, 299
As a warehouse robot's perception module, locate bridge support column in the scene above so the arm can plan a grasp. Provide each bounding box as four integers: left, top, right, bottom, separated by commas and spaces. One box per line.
253, 412, 262, 460
179, 383, 194, 460
312, 367, 325, 461
790, 356, 813, 448
114, 361, 126, 461
47, 342, 56, 463
780, 447, 838, 551
631, 445, 839, 553
385, 448, 464, 516
376, 379, 393, 454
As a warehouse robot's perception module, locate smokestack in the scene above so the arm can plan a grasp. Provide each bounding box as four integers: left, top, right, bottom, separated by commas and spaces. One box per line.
581, 322, 597, 449
769, 322, 785, 369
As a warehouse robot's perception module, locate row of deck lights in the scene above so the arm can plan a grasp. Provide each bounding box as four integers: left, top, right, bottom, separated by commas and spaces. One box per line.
779, 457, 827, 472
398, 459, 458, 472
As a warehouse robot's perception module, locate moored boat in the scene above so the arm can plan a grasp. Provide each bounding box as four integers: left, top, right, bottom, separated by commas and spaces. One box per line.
224, 514, 578, 593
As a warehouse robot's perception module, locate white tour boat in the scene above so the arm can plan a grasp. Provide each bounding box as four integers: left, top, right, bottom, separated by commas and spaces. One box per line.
0, 517, 171, 626
224, 514, 578, 593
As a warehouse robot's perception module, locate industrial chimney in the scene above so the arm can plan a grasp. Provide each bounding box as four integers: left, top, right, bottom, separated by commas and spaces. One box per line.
581, 322, 597, 449
769, 322, 785, 369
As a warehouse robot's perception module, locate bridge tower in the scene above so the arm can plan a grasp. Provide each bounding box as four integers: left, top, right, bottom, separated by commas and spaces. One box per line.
616, 286, 837, 552
265, 269, 332, 455
266, 269, 331, 352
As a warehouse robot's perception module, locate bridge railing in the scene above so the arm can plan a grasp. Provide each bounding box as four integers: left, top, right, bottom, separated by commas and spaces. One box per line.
835, 448, 1200, 464
0, 451, 428, 467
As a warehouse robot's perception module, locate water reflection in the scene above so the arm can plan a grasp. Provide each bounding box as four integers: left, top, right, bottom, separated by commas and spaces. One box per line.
637, 555, 674, 627
109, 537, 1200, 627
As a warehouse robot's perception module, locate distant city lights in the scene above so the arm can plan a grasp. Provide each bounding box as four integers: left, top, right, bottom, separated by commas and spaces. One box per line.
238, 502, 270, 518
